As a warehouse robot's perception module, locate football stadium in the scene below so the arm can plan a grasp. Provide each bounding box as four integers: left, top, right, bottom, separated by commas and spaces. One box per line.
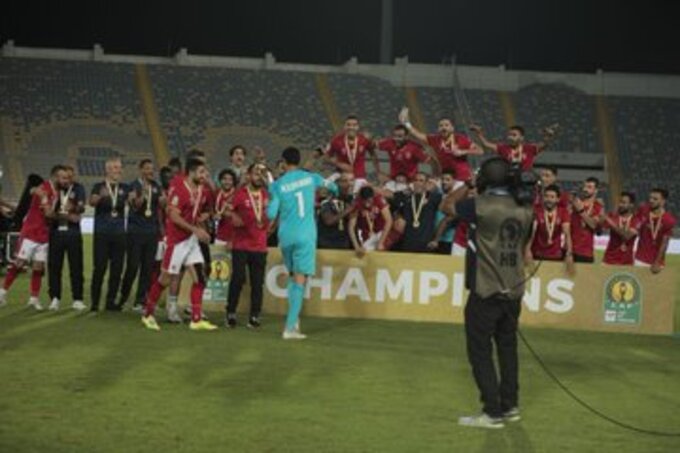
1, 1, 680, 452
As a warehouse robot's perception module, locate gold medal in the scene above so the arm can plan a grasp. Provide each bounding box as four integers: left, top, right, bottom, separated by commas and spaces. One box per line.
106, 180, 120, 219
144, 180, 153, 217
619, 214, 632, 252
649, 211, 664, 242
59, 185, 73, 214
411, 193, 428, 228
345, 135, 358, 166
336, 200, 345, 231
545, 209, 557, 245
247, 186, 264, 227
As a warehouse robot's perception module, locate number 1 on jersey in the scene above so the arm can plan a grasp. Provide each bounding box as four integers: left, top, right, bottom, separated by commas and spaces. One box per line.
295, 191, 304, 218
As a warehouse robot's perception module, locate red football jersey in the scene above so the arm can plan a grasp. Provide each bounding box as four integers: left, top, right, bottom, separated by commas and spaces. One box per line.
231, 186, 269, 252
603, 213, 640, 265
426, 133, 474, 181
214, 188, 236, 243
21, 181, 57, 243
353, 195, 388, 241
328, 133, 375, 178
532, 206, 569, 260
496, 143, 540, 171
634, 206, 676, 265
453, 220, 468, 247
533, 190, 570, 211
570, 200, 603, 258
165, 180, 209, 245
377, 138, 428, 180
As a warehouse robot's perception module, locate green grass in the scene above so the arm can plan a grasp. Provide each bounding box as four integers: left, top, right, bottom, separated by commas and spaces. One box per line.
0, 239, 679, 452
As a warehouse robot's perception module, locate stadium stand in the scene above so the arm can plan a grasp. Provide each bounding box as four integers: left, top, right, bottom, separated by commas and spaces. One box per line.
512, 83, 599, 154
0, 54, 677, 218
607, 96, 680, 212
0, 57, 151, 192
148, 65, 332, 170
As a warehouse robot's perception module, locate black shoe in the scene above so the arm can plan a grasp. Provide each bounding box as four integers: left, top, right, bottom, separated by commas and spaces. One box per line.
247, 316, 261, 329
106, 304, 122, 312
225, 315, 237, 329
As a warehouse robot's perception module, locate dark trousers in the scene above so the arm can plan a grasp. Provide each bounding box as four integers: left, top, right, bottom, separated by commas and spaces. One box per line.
48, 232, 84, 301
436, 241, 453, 255
91, 232, 126, 310
573, 254, 594, 263
227, 249, 267, 318
464, 292, 521, 418
119, 231, 158, 307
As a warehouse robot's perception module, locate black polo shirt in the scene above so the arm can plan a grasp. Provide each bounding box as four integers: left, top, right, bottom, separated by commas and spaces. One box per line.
51, 182, 86, 235
127, 179, 162, 235
398, 190, 442, 252
91, 181, 130, 235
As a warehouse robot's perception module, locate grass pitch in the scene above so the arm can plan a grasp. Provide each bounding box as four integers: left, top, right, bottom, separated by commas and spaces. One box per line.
0, 240, 679, 452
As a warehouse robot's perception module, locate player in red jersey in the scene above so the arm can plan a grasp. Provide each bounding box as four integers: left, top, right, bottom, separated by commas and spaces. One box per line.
325, 115, 379, 192
529, 185, 575, 273
399, 107, 483, 182
141, 158, 218, 331
214, 169, 238, 248
0, 165, 68, 309
376, 124, 437, 182
225, 164, 270, 329
569, 177, 604, 263
470, 124, 558, 171
634, 188, 676, 273
348, 186, 393, 256
603, 191, 640, 266
533, 166, 570, 210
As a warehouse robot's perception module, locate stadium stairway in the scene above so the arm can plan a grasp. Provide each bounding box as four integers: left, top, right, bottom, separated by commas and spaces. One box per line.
404, 87, 427, 131
135, 64, 171, 165
595, 95, 623, 207
315, 73, 342, 132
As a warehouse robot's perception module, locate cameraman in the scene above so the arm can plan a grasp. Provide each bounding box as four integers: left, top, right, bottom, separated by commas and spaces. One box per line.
442, 158, 535, 429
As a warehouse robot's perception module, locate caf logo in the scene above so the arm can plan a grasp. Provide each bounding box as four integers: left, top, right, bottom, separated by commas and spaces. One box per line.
603, 273, 642, 325
210, 259, 231, 281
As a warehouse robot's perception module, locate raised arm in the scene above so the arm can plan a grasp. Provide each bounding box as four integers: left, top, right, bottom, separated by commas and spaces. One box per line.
469, 124, 498, 152
536, 123, 559, 152
399, 107, 429, 145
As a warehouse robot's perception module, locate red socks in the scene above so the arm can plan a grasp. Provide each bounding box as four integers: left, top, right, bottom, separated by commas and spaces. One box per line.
143, 280, 164, 317
190, 283, 205, 323
29, 270, 43, 298
3, 265, 19, 290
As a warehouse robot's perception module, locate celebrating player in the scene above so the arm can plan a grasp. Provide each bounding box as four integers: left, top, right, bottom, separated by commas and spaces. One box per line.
226, 164, 270, 328
603, 192, 640, 266
141, 158, 218, 331
348, 186, 393, 256
470, 124, 558, 171
214, 169, 238, 248
569, 177, 604, 263
399, 107, 483, 182
529, 185, 575, 273
0, 165, 66, 309
376, 124, 436, 182
325, 115, 379, 192
634, 188, 676, 273
267, 147, 338, 340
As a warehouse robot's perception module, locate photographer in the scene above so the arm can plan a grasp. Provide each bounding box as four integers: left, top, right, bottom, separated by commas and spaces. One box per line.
442, 158, 535, 429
